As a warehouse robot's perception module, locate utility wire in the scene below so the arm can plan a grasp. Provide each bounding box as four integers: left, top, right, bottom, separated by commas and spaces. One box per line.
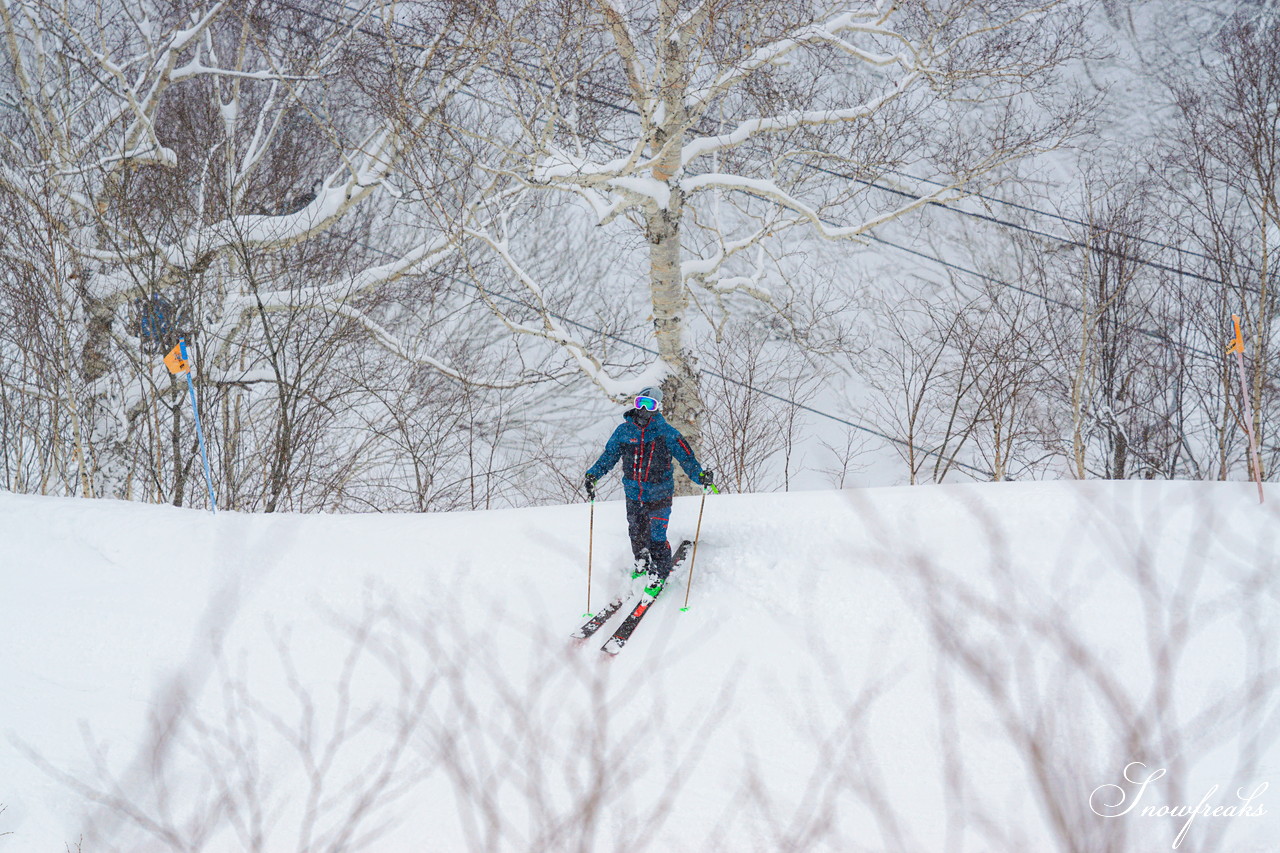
803, 160, 1254, 290
437, 80, 1230, 369
365, 58, 1225, 370
293, 2, 1258, 334
876, 166, 1259, 275
868, 233, 1223, 361
284, 1, 1254, 294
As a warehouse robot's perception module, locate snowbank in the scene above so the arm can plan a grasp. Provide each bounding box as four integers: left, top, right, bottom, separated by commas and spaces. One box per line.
1, 482, 1276, 852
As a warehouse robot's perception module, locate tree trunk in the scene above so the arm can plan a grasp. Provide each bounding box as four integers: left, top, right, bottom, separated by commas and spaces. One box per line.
1112, 428, 1128, 480
646, 197, 703, 495
646, 3, 703, 496
171, 399, 187, 506
1253, 204, 1271, 476
1071, 250, 1092, 479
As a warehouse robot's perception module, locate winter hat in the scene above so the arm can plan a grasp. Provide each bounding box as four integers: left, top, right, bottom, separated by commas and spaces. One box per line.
637, 386, 663, 409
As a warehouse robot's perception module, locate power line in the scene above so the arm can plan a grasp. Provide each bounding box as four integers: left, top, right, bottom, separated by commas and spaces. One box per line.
373, 0, 1250, 285
425, 73, 1231, 368
233, 5, 992, 473
251, 1, 1237, 467
877, 166, 1259, 276
868, 233, 1223, 361
802, 160, 1253, 290
308, 1, 1259, 297
140, 1, 1235, 384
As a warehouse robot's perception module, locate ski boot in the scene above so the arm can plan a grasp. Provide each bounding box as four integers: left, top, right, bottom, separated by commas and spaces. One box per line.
631, 548, 652, 580
644, 563, 671, 598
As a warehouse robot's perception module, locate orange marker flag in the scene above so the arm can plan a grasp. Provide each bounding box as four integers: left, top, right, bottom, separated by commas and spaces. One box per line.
164, 343, 190, 375
1227, 314, 1245, 354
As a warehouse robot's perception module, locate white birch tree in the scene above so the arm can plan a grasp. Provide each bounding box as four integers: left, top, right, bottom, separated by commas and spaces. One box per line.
424, 0, 1094, 492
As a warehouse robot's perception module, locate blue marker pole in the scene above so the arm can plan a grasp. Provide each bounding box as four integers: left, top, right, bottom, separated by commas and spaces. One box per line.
179, 338, 218, 514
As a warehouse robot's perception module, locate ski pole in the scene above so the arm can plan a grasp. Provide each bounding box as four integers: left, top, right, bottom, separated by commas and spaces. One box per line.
584, 495, 595, 617
680, 485, 710, 612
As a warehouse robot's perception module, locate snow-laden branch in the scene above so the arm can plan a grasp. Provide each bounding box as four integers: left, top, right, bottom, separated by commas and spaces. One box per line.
297, 300, 467, 381
681, 222, 781, 301
595, 0, 652, 116
521, 142, 678, 221
169, 59, 317, 84
207, 181, 538, 384
464, 222, 653, 399
247, 182, 527, 311
681, 168, 980, 253
86, 2, 230, 168
683, 6, 912, 114
680, 173, 876, 240
607, 175, 671, 210
2, 0, 322, 203
532, 146, 644, 185
232, 80, 285, 192
122, 72, 470, 286
682, 68, 918, 165
694, 243, 772, 299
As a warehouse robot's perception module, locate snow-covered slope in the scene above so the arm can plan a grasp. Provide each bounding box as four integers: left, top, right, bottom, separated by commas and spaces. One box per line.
1, 483, 1277, 852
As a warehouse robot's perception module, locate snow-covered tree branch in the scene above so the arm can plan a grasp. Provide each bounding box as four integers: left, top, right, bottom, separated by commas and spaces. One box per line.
429, 0, 1094, 492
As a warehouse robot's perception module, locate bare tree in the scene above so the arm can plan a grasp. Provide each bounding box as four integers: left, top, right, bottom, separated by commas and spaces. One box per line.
861, 293, 988, 484
699, 320, 821, 492
815, 425, 870, 489
22, 589, 814, 853
1036, 175, 1209, 482
1160, 11, 1280, 482
20, 601, 434, 852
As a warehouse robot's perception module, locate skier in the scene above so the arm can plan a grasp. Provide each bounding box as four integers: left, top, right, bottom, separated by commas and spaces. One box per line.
584, 386, 714, 595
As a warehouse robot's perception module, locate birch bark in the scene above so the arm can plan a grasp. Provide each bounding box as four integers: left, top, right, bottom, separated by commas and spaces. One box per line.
646, 0, 702, 495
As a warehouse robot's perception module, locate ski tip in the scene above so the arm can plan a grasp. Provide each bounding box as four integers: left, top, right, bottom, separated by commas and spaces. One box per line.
601, 641, 623, 656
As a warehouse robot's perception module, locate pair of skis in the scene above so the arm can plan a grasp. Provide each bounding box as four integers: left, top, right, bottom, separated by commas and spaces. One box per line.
572, 540, 693, 655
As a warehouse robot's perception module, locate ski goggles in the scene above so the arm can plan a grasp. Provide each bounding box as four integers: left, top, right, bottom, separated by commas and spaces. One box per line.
635, 395, 658, 411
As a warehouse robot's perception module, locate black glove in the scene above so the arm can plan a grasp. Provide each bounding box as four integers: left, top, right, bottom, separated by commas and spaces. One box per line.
698, 470, 714, 487
584, 474, 597, 501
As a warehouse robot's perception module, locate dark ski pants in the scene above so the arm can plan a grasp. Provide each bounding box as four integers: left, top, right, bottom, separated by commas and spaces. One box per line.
626, 495, 672, 575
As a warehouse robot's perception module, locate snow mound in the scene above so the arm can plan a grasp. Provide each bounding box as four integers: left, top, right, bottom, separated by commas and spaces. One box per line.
1, 482, 1277, 852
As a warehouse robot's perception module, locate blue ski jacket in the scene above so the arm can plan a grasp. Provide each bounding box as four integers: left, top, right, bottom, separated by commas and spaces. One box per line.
587, 409, 704, 501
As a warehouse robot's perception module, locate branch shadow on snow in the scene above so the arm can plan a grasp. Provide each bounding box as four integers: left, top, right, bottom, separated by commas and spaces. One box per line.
841, 484, 1280, 853
16, 578, 767, 852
